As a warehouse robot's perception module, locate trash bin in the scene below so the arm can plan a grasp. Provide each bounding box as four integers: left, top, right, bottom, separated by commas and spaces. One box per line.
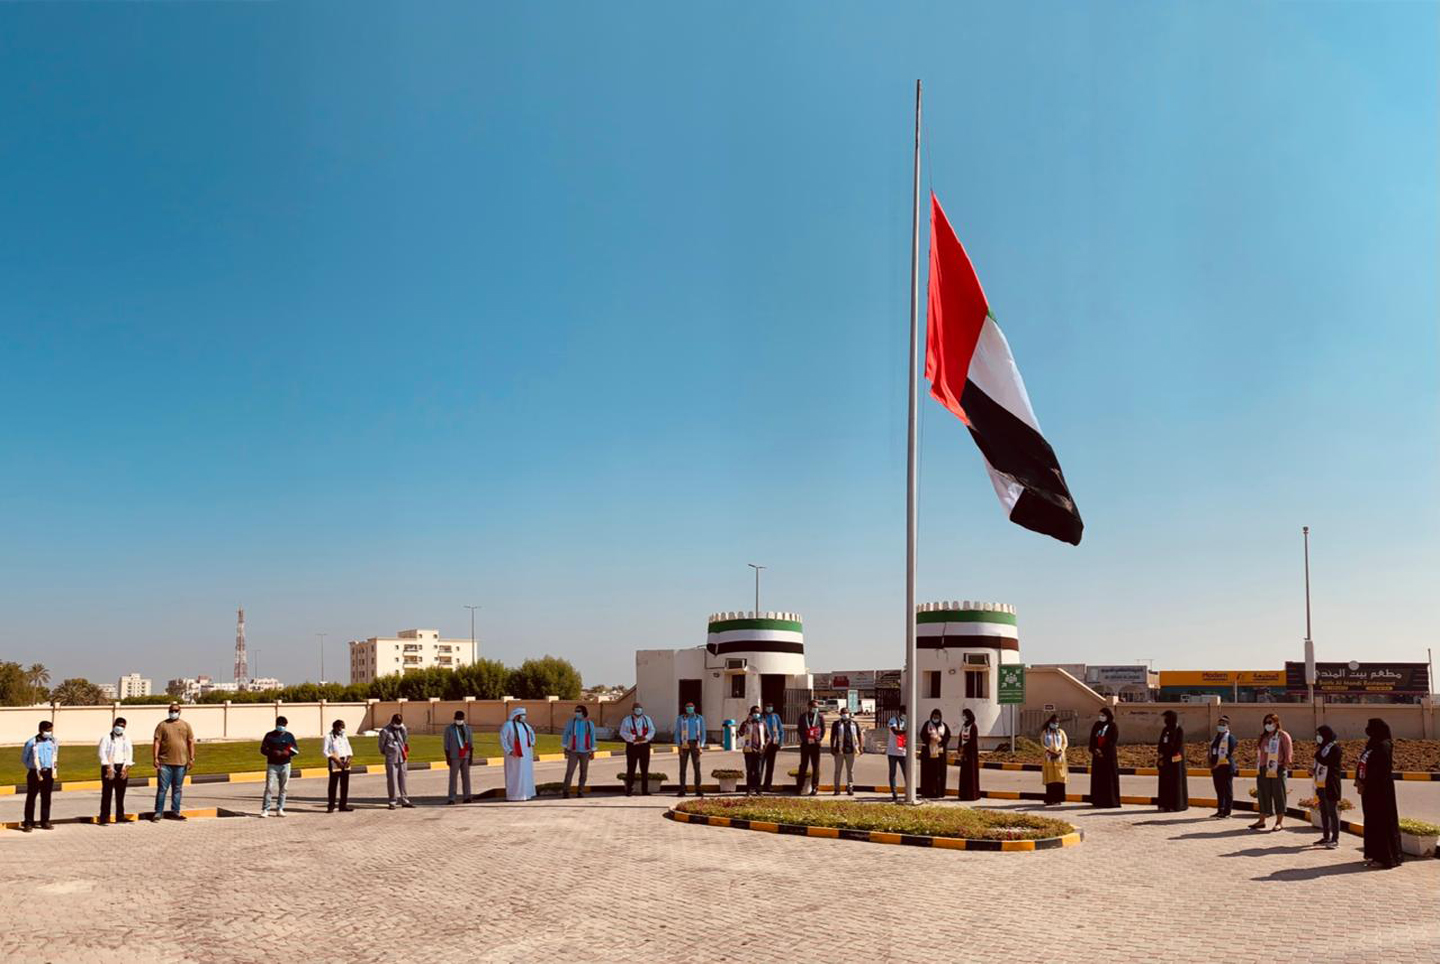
722, 719, 737, 751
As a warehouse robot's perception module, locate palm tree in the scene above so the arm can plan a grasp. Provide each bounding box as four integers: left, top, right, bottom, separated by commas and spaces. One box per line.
26, 663, 50, 690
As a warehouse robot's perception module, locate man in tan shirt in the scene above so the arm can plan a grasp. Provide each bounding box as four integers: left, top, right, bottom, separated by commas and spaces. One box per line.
151, 703, 196, 822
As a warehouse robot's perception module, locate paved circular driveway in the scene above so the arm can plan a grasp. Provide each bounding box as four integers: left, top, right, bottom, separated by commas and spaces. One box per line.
1, 757, 1437, 964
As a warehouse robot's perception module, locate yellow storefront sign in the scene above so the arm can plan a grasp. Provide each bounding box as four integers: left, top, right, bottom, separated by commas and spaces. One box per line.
1158, 670, 1284, 687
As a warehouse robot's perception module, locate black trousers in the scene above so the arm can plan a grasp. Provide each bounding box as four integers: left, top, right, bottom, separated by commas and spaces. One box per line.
625, 742, 651, 793
1211, 767, 1233, 815
25, 769, 54, 826
762, 744, 779, 789
796, 744, 821, 792
744, 752, 763, 793
99, 767, 129, 822
328, 767, 350, 809
678, 744, 702, 792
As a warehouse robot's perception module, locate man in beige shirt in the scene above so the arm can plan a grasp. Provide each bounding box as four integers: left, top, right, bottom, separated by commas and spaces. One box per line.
151, 703, 196, 822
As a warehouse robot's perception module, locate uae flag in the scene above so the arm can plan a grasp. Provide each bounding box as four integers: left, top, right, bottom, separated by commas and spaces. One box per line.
924, 193, 1083, 545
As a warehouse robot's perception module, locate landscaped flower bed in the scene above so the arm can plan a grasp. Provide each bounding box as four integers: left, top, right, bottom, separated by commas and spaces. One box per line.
986, 737, 1440, 772
674, 797, 1073, 841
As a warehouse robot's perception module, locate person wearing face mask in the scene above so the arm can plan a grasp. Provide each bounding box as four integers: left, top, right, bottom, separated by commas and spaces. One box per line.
259, 715, 299, 818
151, 703, 195, 823
1208, 716, 1238, 818
737, 706, 769, 796
323, 719, 354, 813
1357, 717, 1402, 868
21, 720, 58, 832
919, 709, 950, 800
500, 706, 536, 802
620, 704, 655, 796
1041, 714, 1068, 806
795, 699, 826, 796
97, 717, 133, 825
562, 704, 596, 798
760, 703, 784, 792
1087, 706, 1121, 808
673, 701, 706, 797
830, 707, 863, 795
1312, 725, 1342, 848
1156, 709, 1188, 813
885, 705, 910, 802
444, 710, 475, 805
378, 713, 414, 810
1250, 712, 1292, 831
956, 708, 981, 801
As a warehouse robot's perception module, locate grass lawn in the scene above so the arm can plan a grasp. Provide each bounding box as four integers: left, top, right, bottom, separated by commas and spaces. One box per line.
1, 734, 623, 786
674, 797, 1074, 840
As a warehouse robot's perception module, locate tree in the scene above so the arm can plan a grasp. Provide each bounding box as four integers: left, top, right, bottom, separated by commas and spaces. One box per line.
0, 661, 39, 706
507, 656, 583, 700
455, 658, 510, 700
50, 678, 107, 706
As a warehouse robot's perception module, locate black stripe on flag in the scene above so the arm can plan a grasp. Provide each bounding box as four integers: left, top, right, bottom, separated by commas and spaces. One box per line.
959, 379, 1083, 545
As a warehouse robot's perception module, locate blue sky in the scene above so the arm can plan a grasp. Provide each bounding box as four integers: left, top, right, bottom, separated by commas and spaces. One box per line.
1, 2, 1435, 690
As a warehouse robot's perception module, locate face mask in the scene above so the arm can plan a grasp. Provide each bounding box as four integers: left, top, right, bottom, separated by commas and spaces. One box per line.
1217, 725, 1228, 734
764, 707, 773, 713
1315, 735, 1323, 744
931, 716, 941, 724
335, 729, 344, 736
1264, 723, 1276, 733
113, 726, 125, 736
168, 712, 180, 721
40, 731, 53, 741
634, 709, 643, 717
841, 714, 850, 720
276, 725, 286, 734
751, 713, 760, 720
574, 712, 584, 719
1049, 723, 1059, 730
685, 707, 694, 715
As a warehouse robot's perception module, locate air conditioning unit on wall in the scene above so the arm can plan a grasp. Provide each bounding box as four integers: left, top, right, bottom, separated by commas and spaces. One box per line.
725, 658, 748, 671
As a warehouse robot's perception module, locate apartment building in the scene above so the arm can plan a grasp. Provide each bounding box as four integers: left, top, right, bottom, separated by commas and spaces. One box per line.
117, 673, 152, 699
348, 629, 476, 685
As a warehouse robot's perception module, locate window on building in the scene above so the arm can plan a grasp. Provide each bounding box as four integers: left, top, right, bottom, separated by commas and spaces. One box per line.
965, 668, 989, 699
924, 670, 942, 699
729, 673, 746, 699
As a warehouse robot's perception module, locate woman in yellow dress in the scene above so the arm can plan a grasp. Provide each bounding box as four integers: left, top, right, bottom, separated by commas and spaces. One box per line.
1041, 714, 1069, 806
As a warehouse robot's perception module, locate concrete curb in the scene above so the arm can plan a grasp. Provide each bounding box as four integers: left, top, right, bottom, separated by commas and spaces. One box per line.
663, 806, 1083, 852
1, 807, 244, 830
976, 761, 1439, 781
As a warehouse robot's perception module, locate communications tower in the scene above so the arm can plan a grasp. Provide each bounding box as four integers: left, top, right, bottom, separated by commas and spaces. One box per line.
234, 606, 248, 684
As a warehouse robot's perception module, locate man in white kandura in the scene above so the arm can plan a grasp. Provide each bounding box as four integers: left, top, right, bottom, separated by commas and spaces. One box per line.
499, 706, 536, 802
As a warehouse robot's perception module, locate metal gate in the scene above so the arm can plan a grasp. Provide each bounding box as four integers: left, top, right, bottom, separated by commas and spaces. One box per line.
781, 686, 813, 743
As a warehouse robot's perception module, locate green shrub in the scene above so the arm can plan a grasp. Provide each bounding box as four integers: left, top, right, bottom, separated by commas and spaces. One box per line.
675, 797, 1074, 840
710, 769, 744, 779
1398, 817, 1440, 836
616, 772, 668, 782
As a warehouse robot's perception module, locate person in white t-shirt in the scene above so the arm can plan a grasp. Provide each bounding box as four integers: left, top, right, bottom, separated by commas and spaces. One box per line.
97, 718, 134, 825
323, 719, 354, 813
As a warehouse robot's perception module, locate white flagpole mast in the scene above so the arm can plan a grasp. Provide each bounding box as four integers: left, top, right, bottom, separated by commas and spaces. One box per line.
904, 79, 922, 806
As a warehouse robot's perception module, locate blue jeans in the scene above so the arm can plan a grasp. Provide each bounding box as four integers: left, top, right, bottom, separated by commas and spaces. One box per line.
154, 764, 187, 814
262, 763, 291, 812
888, 754, 905, 793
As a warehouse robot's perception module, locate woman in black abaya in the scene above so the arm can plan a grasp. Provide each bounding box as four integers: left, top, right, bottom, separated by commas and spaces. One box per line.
1087, 706, 1121, 808
1357, 717, 1402, 869
1156, 709, 1189, 812
956, 708, 981, 801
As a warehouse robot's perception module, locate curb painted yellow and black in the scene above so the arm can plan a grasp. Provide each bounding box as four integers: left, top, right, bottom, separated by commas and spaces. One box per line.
1, 806, 244, 831
664, 805, 1083, 852
976, 760, 1439, 781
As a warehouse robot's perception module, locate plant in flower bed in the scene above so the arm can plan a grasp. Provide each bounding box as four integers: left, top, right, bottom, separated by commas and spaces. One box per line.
986, 738, 1440, 772
675, 797, 1074, 841
1296, 796, 1354, 811
1398, 818, 1440, 836
616, 772, 669, 782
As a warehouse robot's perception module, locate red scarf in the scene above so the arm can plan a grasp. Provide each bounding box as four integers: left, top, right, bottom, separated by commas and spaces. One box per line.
509, 718, 534, 757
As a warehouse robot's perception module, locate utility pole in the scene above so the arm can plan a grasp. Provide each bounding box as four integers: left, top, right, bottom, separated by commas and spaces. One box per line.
747, 564, 765, 615
317, 633, 328, 684
464, 605, 480, 658
1303, 526, 1315, 705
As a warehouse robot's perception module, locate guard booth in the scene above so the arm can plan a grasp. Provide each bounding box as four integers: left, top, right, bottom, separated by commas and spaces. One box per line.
899, 600, 1023, 750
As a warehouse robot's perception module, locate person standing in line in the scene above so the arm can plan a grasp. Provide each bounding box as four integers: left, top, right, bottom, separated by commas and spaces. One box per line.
886, 705, 908, 802
674, 701, 706, 797
620, 704, 655, 796
830, 706, 862, 796
956, 708, 981, 801
1087, 706, 1121, 808
1156, 709, 1189, 812
738, 706, 769, 796
1250, 712, 1291, 831
1041, 715, 1068, 806
1357, 717, 1402, 869
562, 704, 596, 798
918, 709, 950, 800
97, 717, 133, 826
379, 713, 414, 810
1208, 716, 1238, 819
259, 715, 299, 818
1312, 725, 1342, 849
151, 702, 195, 823
500, 706, 537, 802
21, 720, 57, 832
444, 711, 475, 805
323, 719, 354, 813
795, 699, 826, 796
760, 702, 784, 793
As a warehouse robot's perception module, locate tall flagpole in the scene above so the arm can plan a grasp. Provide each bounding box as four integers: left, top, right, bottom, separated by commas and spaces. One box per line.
904, 79, 922, 806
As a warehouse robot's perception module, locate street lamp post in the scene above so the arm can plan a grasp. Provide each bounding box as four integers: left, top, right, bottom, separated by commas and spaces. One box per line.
1303, 526, 1315, 706
464, 605, 480, 657
317, 633, 328, 684
747, 564, 765, 616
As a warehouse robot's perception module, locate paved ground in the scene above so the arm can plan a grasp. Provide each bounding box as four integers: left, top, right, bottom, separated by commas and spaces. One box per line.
2, 751, 1436, 963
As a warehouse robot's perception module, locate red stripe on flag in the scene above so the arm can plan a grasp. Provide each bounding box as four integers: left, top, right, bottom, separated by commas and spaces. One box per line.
925, 193, 990, 426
